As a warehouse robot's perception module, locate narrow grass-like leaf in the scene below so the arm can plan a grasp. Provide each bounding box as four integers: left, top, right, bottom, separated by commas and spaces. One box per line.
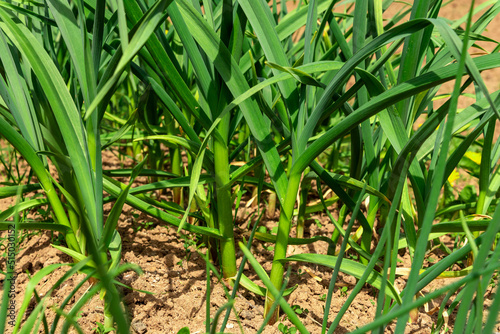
13, 263, 69, 331
0, 222, 69, 233
293, 53, 500, 176
395, 10, 476, 330
0, 113, 80, 251
102, 177, 223, 239
0, 29, 43, 152
0, 198, 48, 221
176, 0, 289, 205
101, 155, 148, 247
239, 242, 309, 333
0, 183, 41, 198
46, 0, 89, 101
350, 263, 500, 333
282, 253, 401, 303
84, 0, 172, 121
0, 8, 97, 237
266, 62, 326, 88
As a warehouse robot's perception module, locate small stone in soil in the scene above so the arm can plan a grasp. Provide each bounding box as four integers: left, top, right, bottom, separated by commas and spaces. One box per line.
239, 310, 255, 320
131, 320, 147, 334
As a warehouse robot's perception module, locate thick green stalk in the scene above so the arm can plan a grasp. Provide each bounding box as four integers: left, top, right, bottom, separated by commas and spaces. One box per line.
104, 294, 114, 330
214, 112, 237, 280
211, 0, 237, 281
264, 172, 302, 323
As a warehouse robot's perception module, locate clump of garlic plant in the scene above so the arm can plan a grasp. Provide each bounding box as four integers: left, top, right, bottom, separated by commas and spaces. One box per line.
1, 0, 500, 333
0, 0, 173, 331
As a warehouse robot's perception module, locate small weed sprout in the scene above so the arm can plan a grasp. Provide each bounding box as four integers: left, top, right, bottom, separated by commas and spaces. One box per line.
278, 323, 297, 334
92, 321, 114, 334
291, 305, 309, 317
135, 221, 154, 232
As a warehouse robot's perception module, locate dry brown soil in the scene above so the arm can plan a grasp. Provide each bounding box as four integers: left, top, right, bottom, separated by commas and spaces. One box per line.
1, 0, 500, 333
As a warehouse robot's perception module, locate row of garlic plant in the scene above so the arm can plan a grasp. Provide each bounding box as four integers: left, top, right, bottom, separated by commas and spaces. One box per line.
1, 0, 500, 332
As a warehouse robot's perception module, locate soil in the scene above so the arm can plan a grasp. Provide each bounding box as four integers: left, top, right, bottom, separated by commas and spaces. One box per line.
1, 198, 498, 334
1, 1, 500, 333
